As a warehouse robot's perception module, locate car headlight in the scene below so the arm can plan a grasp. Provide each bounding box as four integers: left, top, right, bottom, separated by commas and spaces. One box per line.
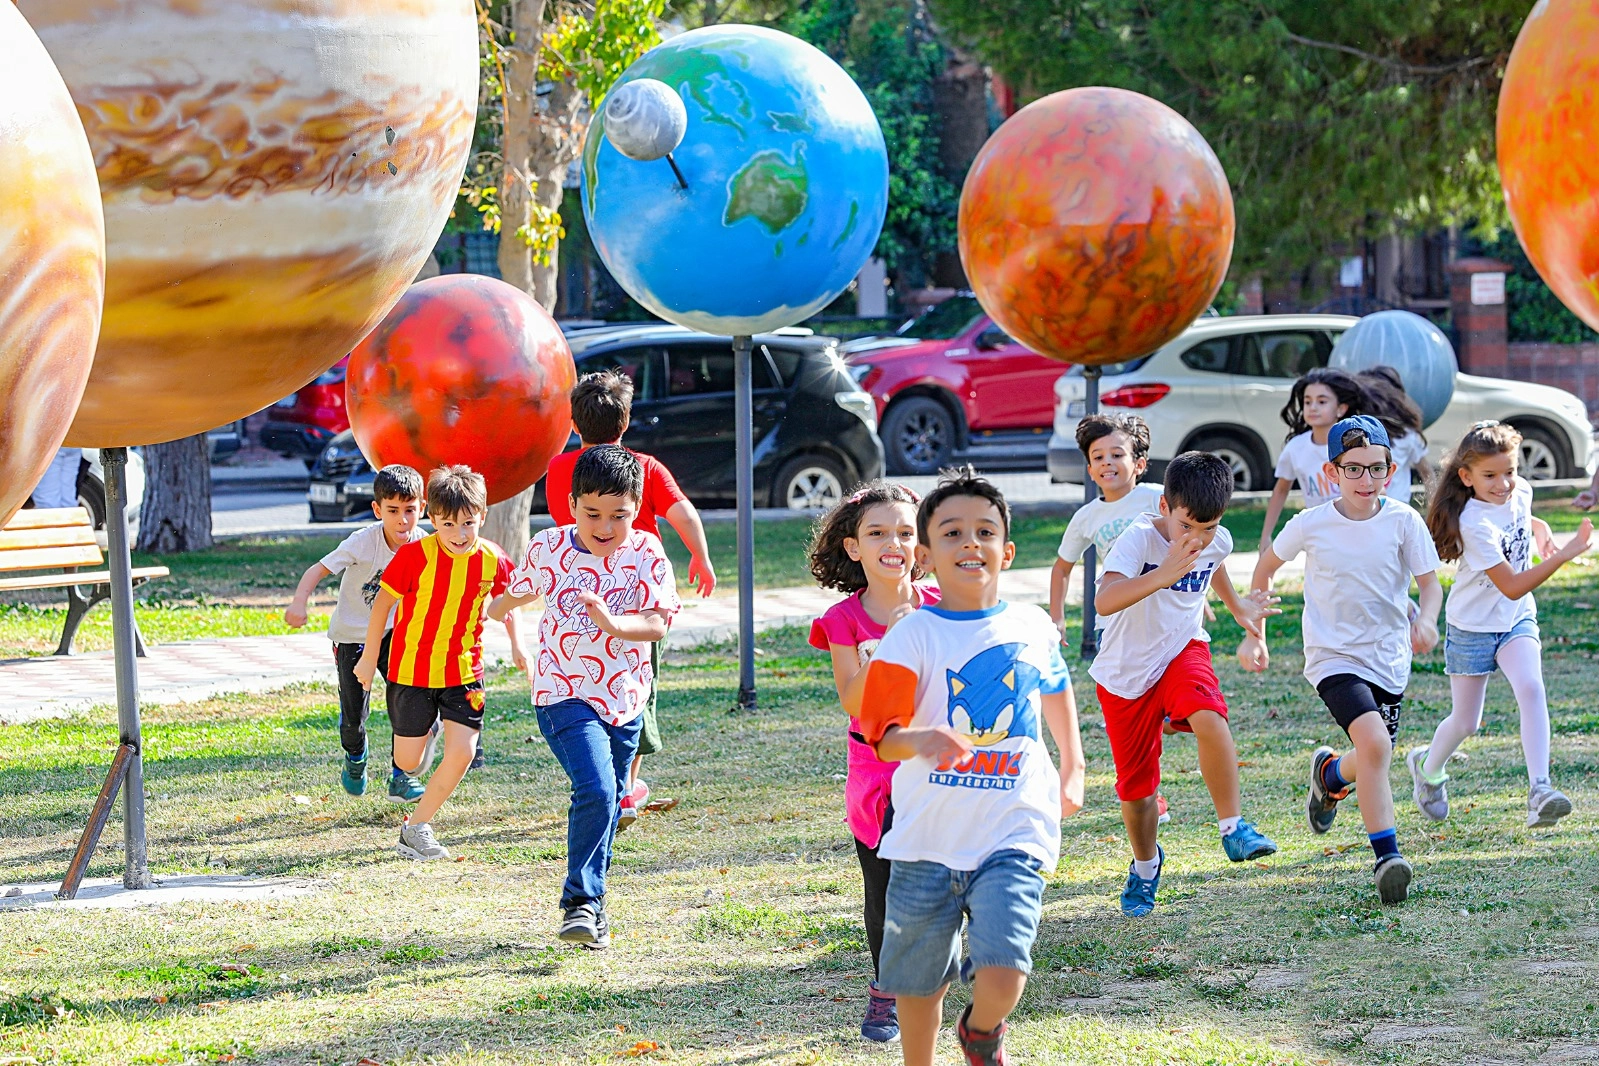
835, 390, 878, 432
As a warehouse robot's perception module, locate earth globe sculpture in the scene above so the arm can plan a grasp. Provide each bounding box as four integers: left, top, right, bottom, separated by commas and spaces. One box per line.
17, 0, 479, 447
1498, 0, 1599, 332
346, 275, 577, 506
604, 79, 688, 163
582, 25, 889, 335
0, 5, 105, 526
1329, 311, 1457, 428
959, 87, 1235, 366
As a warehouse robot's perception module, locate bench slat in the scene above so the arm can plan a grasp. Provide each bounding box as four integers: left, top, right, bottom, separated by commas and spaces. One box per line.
0, 566, 171, 592
0, 525, 100, 553
0, 507, 93, 532
0, 545, 105, 572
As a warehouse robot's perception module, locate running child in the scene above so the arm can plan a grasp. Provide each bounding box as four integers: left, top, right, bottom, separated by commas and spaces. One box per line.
489, 445, 680, 949
1092, 452, 1279, 918
353, 465, 525, 860
1047, 413, 1172, 825
1260, 367, 1367, 551
1410, 421, 1592, 828
1244, 415, 1442, 905
807, 481, 939, 1044
545, 370, 714, 825
284, 464, 425, 798
1356, 365, 1434, 502
858, 469, 1084, 1066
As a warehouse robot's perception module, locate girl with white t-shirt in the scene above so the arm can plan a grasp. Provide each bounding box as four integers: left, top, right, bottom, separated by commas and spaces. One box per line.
1414, 422, 1593, 829
806, 480, 937, 1045
1260, 368, 1367, 551
1357, 365, 1435, 502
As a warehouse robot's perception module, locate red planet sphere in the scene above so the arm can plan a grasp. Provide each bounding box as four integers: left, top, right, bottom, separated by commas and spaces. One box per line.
958, 87, 1235, 365
346, 275, 576, 505
1498, 0, 1599, 332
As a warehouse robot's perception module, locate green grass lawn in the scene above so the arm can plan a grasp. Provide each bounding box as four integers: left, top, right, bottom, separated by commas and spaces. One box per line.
4, 554, 1599, 1064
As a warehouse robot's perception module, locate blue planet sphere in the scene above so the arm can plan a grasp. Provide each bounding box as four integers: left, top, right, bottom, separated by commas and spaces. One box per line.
1330, 310, 1458, 427
582, 25, 889, 335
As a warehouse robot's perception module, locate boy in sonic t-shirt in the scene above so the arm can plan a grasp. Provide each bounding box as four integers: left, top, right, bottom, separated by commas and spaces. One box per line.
858, 469, 1085, 1066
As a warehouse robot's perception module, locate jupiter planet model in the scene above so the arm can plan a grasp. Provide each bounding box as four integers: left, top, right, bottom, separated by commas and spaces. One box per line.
16, 0, 479, 447
0, 3, 104, 526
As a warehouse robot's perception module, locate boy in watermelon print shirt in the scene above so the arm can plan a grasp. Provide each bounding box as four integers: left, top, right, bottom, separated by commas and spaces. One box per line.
489, 445, 680, 949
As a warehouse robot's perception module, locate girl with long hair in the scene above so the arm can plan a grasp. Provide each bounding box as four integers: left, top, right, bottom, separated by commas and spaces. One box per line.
1356, 365, 1434, 502
1260, 367, 1368, 551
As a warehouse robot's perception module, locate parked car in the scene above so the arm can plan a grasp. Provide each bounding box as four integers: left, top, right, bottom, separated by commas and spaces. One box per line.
1047, 314, 1597, 490
306, 325, 885, 517
842, 293, 1068, 474
207, 419, 247, 461
263, 357, 351, 466
78, 448, 146, 536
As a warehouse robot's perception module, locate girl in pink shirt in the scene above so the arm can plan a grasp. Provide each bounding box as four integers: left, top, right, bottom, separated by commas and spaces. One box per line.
807, 481, 938, 1044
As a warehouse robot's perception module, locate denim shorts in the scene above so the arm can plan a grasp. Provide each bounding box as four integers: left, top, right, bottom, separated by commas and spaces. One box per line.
877, 848, 1045, 997
1444, 618, 1540, 676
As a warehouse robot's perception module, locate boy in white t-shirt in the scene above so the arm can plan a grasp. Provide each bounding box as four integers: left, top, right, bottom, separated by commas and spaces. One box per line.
1091, 452, 1280, 918
285, 464, 425, 798
488, 445, 680, 950
859, 470, 1084, 1066
1244, 416, 1443, 905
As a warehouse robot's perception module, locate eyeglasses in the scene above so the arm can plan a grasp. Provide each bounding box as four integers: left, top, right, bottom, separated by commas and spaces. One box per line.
1336, 462, 1393, 480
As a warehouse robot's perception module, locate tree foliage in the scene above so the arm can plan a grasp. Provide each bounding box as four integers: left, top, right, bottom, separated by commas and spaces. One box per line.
925, 0, 1527, 276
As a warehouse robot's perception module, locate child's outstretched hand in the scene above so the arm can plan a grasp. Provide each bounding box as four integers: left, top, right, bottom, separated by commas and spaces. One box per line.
909, 725, 976, 768
1060, 762, 1085, 818
1576, 487, 1598, 511
1533, 517, 1559, 561
1559, 518, 1594, 562
687, 553, 717, 597
1229, 589, 1281, 639
284, 600, 309, 628
1237, 634, 1269, 673
1159, 532, 1205, 578
1410, 614, 1439, 656
577, 589, 614, 627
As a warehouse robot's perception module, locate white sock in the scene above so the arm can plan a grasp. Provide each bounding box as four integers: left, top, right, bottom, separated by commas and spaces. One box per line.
1132, 854, 1161, 880
1496, 635, 1552, 784
1218, 815, 1241, 837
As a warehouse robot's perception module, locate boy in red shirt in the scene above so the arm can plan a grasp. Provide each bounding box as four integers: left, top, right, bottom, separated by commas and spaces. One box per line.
544, 370, 713, 822
354, 465, 525, 860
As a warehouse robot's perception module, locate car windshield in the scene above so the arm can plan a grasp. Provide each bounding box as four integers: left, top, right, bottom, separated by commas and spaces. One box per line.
896, 296, 983, 340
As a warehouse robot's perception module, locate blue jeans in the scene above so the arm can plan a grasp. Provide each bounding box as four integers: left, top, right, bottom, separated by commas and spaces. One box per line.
1445, 618, 1540, 676
536, 698, 643, 908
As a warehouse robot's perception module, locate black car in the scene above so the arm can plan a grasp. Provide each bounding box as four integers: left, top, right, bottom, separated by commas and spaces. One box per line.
307, 325, 884, 519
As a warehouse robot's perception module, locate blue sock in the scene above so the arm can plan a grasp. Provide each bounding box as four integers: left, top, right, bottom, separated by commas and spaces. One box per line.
1322, 754, 1351, 793
1369, 828, 1399, 862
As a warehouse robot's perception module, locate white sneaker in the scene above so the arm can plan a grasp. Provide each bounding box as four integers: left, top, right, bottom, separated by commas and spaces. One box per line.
397, 820, 449, 860
1527, 778, 1572, 828
1406, 748, 1449, 822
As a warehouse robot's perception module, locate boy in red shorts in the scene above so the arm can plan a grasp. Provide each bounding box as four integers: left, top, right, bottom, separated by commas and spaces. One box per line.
1090, 451, 1279, 917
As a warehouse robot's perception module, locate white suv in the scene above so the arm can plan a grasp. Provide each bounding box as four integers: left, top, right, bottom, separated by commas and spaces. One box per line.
1047, 314, 1595, 490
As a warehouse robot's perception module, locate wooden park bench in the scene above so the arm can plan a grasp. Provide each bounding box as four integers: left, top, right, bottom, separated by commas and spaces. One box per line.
0, 507, 169, 656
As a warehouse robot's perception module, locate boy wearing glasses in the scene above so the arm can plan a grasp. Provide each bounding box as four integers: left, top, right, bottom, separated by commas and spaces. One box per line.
1242, 415, 1443, 905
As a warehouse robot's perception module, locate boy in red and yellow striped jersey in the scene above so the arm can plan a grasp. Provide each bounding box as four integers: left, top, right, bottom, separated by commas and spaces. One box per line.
355, 465, 525, 860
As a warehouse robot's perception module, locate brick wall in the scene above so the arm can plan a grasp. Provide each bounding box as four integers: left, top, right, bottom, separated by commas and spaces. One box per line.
1506, 342, 1599, 418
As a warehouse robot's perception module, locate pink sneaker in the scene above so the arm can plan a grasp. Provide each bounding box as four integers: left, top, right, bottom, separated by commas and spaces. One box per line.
1156, 794, 1171, 825
630, 778, 650, 808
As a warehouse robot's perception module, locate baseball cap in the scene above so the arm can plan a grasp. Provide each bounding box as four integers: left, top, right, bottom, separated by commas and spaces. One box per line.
1326, 414, 1391, 463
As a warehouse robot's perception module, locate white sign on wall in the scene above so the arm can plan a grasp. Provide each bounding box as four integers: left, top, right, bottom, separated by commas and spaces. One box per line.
1470, 272, 1506, 306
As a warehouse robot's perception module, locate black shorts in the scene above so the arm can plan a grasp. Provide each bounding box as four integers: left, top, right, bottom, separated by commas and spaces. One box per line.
1316, 673, 1403, 745
387, 680, 485, 737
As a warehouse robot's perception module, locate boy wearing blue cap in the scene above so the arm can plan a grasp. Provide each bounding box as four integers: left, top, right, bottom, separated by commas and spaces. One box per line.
1243, 415, 1444, 904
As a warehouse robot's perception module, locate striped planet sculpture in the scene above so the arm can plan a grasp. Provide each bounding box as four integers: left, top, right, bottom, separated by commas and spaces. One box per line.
17, 0, 478, 447
958, 87, 1235, 365
0, 5, 105, 526
346, 275, 577, 506
1498, 0, 1599, 332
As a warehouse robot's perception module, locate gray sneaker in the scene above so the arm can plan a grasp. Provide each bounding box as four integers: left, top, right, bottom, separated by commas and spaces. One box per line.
1374, 854, 1413, 905
397, 820, 449, 860
1407, 748, 1450, 821
1527, 778, 1573, 828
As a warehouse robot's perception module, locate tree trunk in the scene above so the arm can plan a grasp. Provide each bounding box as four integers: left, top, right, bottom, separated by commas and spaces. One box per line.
930, 48, 990, 289
495, 0, 546, 294
482, 485, 537, 566
135, 433, 213, 554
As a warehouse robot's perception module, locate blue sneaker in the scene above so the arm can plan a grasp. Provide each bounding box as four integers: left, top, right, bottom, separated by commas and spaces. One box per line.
388, 767, 425, 803
860, 984, 899, 1043
1308, 746, 1348, 835
341, 751, 368, 797
1221, 820, 1277, 862
1120, 845, 1163, 917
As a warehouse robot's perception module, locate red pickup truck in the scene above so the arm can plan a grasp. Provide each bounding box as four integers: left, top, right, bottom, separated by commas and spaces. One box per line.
842, 295, 1067, 474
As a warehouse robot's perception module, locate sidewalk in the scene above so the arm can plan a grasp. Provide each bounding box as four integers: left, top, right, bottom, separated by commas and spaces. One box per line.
0, 551, 1297, 727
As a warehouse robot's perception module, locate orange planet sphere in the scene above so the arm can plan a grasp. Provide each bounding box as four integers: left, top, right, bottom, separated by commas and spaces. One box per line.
958, 87, 1235, 365
347, 276, 577, 506
17, 0, 478, 447
1498, 0, 1599, 332
0, 5, 104, 526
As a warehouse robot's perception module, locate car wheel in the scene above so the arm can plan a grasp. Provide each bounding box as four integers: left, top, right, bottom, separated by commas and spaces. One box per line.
1187, 432, 1269, 492
1509, 423, 1568, 481
881, 396, 957, 475
76, 472, 107, 530
772, 454, 848, 511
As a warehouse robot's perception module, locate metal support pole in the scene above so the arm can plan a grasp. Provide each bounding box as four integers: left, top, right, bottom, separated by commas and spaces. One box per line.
1079, 367, 1102, 661
733, 335, 757, 710
103, 447, 149, 889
